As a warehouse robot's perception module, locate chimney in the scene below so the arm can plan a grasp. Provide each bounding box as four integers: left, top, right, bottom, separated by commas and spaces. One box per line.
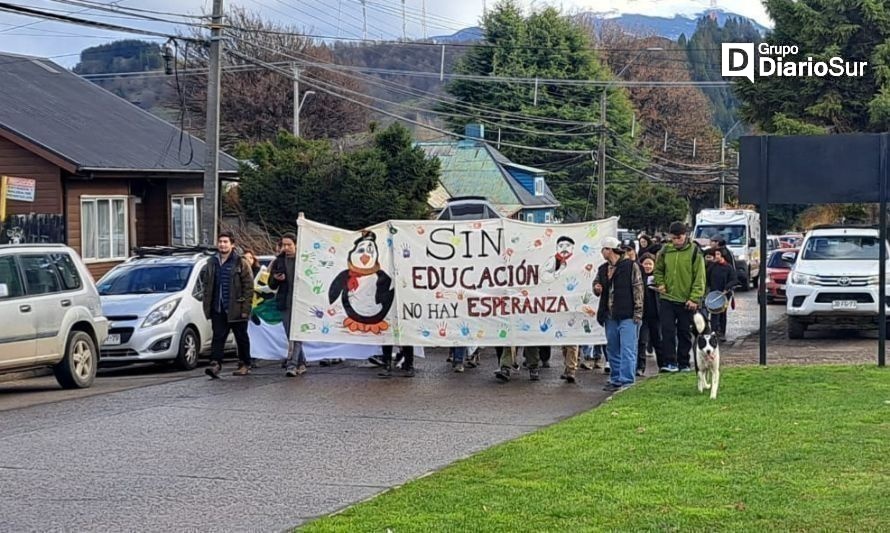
465, 124, 485, 143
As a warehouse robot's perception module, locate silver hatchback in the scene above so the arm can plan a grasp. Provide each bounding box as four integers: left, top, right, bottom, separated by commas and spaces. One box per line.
97, 252, 231, 369
0, 244, 109, 388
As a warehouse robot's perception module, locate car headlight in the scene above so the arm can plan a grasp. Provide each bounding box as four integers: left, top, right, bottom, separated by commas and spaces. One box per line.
142, 298, 181, 328
791, 272, 815, 286
867, 275, 880, 286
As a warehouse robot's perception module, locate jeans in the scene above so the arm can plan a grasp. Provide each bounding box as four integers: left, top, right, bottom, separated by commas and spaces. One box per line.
210, 311, 251, 366
281, 306, 305, 370
660, 300, 694, 369
451, 347, 469, 364
605, 319, 639, 386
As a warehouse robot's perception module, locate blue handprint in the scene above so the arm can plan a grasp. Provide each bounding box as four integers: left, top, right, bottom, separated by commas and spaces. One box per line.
518, 320, 532, 332
581, 244, 592, 255
419, 326, 432, 338
309, 306, 325, 319
320, 321, 331, 334
459, 322, 471, 337
540, 318, 553, 332
565, 277, 579, 292
401, 243, 411, 258
313, 242, 322, 250
555, 330, 565, 339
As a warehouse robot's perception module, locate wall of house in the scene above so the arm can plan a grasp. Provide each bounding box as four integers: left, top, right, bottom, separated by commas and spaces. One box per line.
66, 179, 130, 280
134, 179, 167, 247
518, 208, 555, 224
507, 168, 539, 196
0, 137, 63, 215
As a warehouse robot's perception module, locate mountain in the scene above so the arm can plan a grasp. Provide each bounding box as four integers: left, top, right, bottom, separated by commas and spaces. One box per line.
587, 9, 769, 39
430, 27, 483, 43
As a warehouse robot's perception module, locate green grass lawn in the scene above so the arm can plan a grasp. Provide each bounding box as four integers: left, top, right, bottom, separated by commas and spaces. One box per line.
301, 366, 889, 532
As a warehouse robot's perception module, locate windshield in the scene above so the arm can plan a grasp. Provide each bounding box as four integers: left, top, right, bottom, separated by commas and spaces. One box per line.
801, 236, 885, 260
694, 225, 746, 246
768, 251, 795, 268
98, 265, 193, 295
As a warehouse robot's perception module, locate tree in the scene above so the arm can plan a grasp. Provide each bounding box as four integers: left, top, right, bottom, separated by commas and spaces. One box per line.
179, 8, 369, 149
610, 180, 689, 233
441, 1, 641, 221
736, 0, 890, 134
235, 124, 440, 232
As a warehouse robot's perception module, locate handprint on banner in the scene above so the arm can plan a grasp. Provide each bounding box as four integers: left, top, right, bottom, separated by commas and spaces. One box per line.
388, 225, 399, 235
583, 264, 594, 278
304, 266, 317, 278
457, 290, 466, 301
416, 225, 426, 236
313, 242, 322, 250
568, 317, 577, 328
309, 306, 325, 319
544, 228, 554, 238
582, 319, 592, 333
459, 322, 471, 337
476, 329, 486, 339
320, 322, 331, 335
472, 222, 483, 230
300, 323, 317, 333
518, 320, 532, 332
401, 243, 412, 258
555, 330, 565, 340
565, 277, 580, 292
511, 236, 521, 245
498, 325, 510, 339
540, 318, 553, 332
587, 225, 599, 239
450, 235, 462, 246
502, 248, 515, 262
332, 234, 343, 244
312, 281, 324, 295
301, 251, 315, 262
328, 246, 336, 255
419, 326, 432, 338
386, 237, 394, 248
581, 292, 593, 305
438, 322, 448, 337
581, 244, 593, 256
326, 306, 339, 317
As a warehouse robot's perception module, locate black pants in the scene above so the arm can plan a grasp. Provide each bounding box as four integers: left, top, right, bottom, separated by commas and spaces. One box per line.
659, 300, 693, 369
382, 346, 415, 370
711, 311, 727, 337
540, 345, 551, 364
637, 316, 663, 372
211, 311, 251, 366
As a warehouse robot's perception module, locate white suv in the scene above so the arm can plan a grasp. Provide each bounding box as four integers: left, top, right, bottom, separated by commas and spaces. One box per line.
0, 244, 109, 388
785, 226, 890, 338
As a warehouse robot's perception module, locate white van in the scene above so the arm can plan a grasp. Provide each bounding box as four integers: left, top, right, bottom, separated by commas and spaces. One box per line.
694, 209, 762, 289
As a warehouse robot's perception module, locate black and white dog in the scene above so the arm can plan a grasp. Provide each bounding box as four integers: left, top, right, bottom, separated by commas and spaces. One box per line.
692, 311, 721, 400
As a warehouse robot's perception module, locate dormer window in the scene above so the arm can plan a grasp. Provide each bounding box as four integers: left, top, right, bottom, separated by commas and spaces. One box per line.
534, 177, 544, 196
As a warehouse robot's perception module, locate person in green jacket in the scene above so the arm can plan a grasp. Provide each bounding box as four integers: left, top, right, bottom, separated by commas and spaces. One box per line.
653, 221, 706, 373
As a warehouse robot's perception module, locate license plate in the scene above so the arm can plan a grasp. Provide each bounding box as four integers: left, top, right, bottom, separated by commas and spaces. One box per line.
832, 300, 857, 310
105, 334, 121, 346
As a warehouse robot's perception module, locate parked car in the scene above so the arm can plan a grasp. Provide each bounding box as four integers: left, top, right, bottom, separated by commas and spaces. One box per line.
437, 196, 502, 220
97, 248, 232, 369
766, 235, 783, 252
780, 234, 803, 248
785, 226, 889, 339
761, 248, 798, 304
0, 244, 108, 388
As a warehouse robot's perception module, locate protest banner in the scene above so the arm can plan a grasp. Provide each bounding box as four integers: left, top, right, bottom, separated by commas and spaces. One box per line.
292, 216, 618, 347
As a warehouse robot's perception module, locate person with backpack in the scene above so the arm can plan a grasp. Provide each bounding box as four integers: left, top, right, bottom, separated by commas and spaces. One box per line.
654, 222, 707, 373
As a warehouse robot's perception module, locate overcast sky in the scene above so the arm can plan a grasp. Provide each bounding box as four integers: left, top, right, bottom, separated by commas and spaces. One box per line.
0, 1, 771, 67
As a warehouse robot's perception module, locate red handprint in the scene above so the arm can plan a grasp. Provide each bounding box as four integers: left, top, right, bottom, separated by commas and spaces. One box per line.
438, 322, 448, 337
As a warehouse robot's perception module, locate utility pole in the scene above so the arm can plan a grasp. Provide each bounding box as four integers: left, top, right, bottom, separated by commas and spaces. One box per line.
401, 0, 406, 41
597, 89, 607, 219
201, 0, 223, 246
720, 136, 726, 207
361, 0, 367, 40
293, 64, 300, 137
421, 0, 427, 39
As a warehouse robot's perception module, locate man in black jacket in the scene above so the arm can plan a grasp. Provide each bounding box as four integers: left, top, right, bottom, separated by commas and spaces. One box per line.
203, 232, 254, 378
594, 237, 644, 392
269, 233, 306, 377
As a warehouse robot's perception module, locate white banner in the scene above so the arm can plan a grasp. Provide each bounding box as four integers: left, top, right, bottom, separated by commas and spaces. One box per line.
292, 217, 618, 347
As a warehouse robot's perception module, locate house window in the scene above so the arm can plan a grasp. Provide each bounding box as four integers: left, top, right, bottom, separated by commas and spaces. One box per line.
81, 197, 128, 262
534, 177, 545, 197
171, 195, 204, 246
526, 213, 535, 222
545, 212, 552, 223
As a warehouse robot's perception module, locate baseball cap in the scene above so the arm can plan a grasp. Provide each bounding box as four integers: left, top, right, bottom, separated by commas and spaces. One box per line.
601, 236, 622, 249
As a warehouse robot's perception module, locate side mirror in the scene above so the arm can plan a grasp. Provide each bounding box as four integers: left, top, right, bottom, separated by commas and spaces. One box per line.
0, 283, 8, 298
781, 252, 797, 264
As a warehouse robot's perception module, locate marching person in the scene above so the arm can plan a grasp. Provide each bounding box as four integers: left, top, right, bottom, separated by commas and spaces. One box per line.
268, 232, 306, 377
638, 234, 661, 256
560, 345, 580, 383
495, 346, 543, 382
378, 346, 416, 378
654, 222, 707, 373
706, 247, 738, 342
637, 253, 663, 376
204, 231, 254, 378
595, 237, 644, 392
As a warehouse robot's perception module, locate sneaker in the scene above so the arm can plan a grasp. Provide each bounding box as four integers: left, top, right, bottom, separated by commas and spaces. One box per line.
579, 362, 593, 371
593, 360, 603, 369
603, 382, 623, 392
446, 355, 453, 363
603, 363, 611, 373
319, 359, 331, 367
660, 364, 679, 373
453, 363, 465, 373
377, 368, 393, 379
495, 367, 511, 382
296, 364, 307, 375
285, 367, 298, 378
232, 364, 250, 376
512, 363, 520, 370
529, 367, 541, 381
466, 354, 479, 369
368, 355, 386, 367
679, 366, 693, 373
398, 367, 416, 378
561, 373, 576, 384
205, 362, 221, 379
636, 369, 645, 377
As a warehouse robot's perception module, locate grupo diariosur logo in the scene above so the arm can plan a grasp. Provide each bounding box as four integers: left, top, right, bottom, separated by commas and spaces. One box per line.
722, 43, 868, 83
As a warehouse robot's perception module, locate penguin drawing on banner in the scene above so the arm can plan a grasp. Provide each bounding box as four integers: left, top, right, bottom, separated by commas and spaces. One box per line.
328, 230, 395, 334
541, 236, 575, 283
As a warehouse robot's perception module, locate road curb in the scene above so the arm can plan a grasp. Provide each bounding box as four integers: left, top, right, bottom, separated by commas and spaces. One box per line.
0, 368, 52, 384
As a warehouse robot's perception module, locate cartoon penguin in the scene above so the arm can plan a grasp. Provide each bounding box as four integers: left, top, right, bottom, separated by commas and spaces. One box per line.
328, 231, 395, 334
542, 236, 575, 283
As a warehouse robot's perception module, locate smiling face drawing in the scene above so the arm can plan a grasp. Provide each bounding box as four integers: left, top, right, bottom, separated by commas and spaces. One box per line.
349, 237, 379, 270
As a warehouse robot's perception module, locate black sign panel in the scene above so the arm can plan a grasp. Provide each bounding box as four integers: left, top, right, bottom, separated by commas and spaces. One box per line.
739, 134, 884, 204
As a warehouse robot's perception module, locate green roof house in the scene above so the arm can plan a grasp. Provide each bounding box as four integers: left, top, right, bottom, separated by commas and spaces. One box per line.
418, 125, 560, 222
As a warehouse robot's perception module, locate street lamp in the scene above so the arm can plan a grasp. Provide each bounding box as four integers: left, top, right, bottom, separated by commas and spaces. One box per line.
595, 47, 664, 220
294, 90, 316, 138
720, 119, 744, 207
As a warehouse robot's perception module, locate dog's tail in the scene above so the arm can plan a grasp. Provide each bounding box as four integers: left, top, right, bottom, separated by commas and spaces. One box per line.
693, 312, 708, 335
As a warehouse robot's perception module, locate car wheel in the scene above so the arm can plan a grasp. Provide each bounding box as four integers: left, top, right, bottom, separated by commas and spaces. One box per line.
752, 273, 760, 289
787, 317, 807, 340
174, 328, 200, 371
738, 272, 751, 292
54, 330, 98, 389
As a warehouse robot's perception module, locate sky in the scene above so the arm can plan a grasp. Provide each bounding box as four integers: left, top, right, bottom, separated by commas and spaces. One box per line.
0, 1, 771, 68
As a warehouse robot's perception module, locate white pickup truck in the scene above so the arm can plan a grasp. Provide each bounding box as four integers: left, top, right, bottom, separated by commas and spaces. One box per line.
785, 225, 890, 339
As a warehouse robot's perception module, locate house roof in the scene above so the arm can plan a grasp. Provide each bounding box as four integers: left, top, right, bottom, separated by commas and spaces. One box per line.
0, 52, 239, 175
419, 140, 559, 215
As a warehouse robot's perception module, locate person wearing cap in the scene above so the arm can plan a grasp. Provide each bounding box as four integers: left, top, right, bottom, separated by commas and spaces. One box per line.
594, 236, 644, 392
654, 221, 707, 373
